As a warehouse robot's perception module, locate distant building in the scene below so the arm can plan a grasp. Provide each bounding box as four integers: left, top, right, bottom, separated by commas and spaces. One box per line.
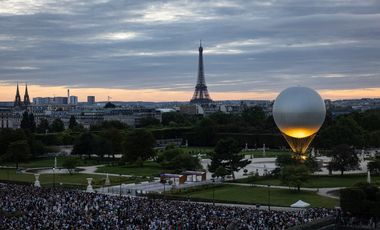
104, 108, 162, 126
54, 97, 68, 104
70, 96, 78, 105
179, 105, 203, 115
0, 108, 13, 129
33, 97, 54, 105
87, 96, 95, 105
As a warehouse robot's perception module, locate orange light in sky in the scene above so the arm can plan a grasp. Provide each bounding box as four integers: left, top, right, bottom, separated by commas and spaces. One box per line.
1, 84, 380, 102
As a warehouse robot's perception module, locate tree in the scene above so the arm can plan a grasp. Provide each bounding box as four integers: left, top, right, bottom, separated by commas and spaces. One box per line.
95, 138, 114, 161
104, 102, 116, 108
0, 128, 28, 157
61, 132, 74, 147
139, 116, 160, 127
52, 118, 65, 133
71, 132, 97, 159
98, 128, 124, 158
361, 113, 380, 132
108, 120, 129, 130
20, 111, 30, 131
275, 152, 320, 173
279, 164, 312, 191
209, 111, 240, 125
2, 140, 30, 168
61, 156, 79, 175
242, 106, 266, 127
69, 115, 77, 130
327, 144, 361, 175
208, 137, 250, 180
195, 118, 217, 146
162, 111, 185, 126
169, 153, 202, 172
340, 182, 380, 217
319, 116, 364, 148
368, 161, 380, 174
36, 118, 52, 134
120, 129, 156, 166
213, 166, 230, 179
29, 113, 36, 133
72, 124, 85, 132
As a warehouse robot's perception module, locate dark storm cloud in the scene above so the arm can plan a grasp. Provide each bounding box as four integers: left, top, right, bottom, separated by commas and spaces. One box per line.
1, 0, 380, 96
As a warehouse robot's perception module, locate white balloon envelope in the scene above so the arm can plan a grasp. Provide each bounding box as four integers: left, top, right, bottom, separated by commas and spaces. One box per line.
273, 86, 326, 153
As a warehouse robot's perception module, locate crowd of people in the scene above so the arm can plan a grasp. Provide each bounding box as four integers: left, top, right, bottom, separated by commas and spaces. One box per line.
0, 184, 335, 229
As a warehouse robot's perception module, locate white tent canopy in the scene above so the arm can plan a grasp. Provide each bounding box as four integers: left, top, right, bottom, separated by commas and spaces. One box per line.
290, 200, 310, 208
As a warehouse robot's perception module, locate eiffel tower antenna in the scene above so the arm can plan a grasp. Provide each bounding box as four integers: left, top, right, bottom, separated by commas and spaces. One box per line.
190, 41, 213, 104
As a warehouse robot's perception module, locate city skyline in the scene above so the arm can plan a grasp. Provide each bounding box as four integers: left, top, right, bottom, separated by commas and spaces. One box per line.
1, 1, 380, 102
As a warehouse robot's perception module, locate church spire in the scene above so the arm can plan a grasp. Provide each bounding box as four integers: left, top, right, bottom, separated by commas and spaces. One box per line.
14, 82, 23, 108
24, 82, 30, 106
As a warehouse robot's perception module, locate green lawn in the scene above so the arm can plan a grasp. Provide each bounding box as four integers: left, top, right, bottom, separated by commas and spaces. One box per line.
233, 174, 380, 188
0, 168, 121, 185
96, 161, 165, 177
2, 156, 115, 168
179, 185, 340, 208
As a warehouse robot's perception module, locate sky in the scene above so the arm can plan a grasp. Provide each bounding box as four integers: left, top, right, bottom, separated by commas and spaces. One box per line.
1, 0, 380, 102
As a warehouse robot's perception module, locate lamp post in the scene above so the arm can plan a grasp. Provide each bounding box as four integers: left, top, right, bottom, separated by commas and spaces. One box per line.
53, 167, 55, 188
119, 172, 122, 197
163, 174, 166, 200
7, 165, 9, 185
211, 178, 215, 206
268, 183, 270, 211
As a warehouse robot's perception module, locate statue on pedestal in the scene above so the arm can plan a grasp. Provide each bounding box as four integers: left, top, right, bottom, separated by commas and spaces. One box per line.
86, 178, 94, 193
34, 174, 41, 187
105, 173, 110, 185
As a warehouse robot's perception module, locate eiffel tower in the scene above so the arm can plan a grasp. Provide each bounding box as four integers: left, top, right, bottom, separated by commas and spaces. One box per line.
190, 41, 213, 104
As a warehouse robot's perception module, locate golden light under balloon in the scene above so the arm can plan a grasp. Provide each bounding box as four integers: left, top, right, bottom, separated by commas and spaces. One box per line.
273, 86, 326, 153
282, 128, 317, 139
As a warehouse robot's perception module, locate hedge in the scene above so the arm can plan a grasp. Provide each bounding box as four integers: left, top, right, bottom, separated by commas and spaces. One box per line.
150, 128, 194, 140
182, 132, 290, 149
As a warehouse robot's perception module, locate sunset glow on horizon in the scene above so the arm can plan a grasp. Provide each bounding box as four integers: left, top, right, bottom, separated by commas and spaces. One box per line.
1, 84, 379, 103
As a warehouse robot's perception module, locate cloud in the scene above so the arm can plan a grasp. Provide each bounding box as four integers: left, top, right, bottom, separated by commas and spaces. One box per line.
0, 0, 379, 101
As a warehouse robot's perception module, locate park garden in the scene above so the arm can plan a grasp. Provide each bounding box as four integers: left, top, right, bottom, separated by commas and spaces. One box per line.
2, 107, 380, 212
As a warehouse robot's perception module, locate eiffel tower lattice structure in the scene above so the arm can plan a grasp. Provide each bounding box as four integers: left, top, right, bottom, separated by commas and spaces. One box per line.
190, 41, 213, 104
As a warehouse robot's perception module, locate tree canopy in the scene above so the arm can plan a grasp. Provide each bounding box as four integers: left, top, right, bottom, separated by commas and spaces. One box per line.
2, 140, 30, 168
52, 118, 65, 133
104, 102, 116, 108
340, 182, 380, 217
208, 137, 249, 180
36, 118, 52, 134
327, 144, 361, 175
98, 128, 125, 156
195, 118, 217, 146
279, 164, 312, 191
120, 129, 156, 166
0, 128, 28, 157
69, 115, 78, 130
71, 131, 97, 159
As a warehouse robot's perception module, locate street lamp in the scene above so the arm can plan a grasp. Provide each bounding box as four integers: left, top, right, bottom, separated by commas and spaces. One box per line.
268, 183, 270, 211
119, 172, 122, 197
53, 167, 55, 188
163, 174, 166, 200
7, 165, 9, 185
211, 178, 215, 206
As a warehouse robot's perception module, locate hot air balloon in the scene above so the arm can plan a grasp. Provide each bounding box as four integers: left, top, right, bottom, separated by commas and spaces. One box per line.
273, 86, 326, 153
